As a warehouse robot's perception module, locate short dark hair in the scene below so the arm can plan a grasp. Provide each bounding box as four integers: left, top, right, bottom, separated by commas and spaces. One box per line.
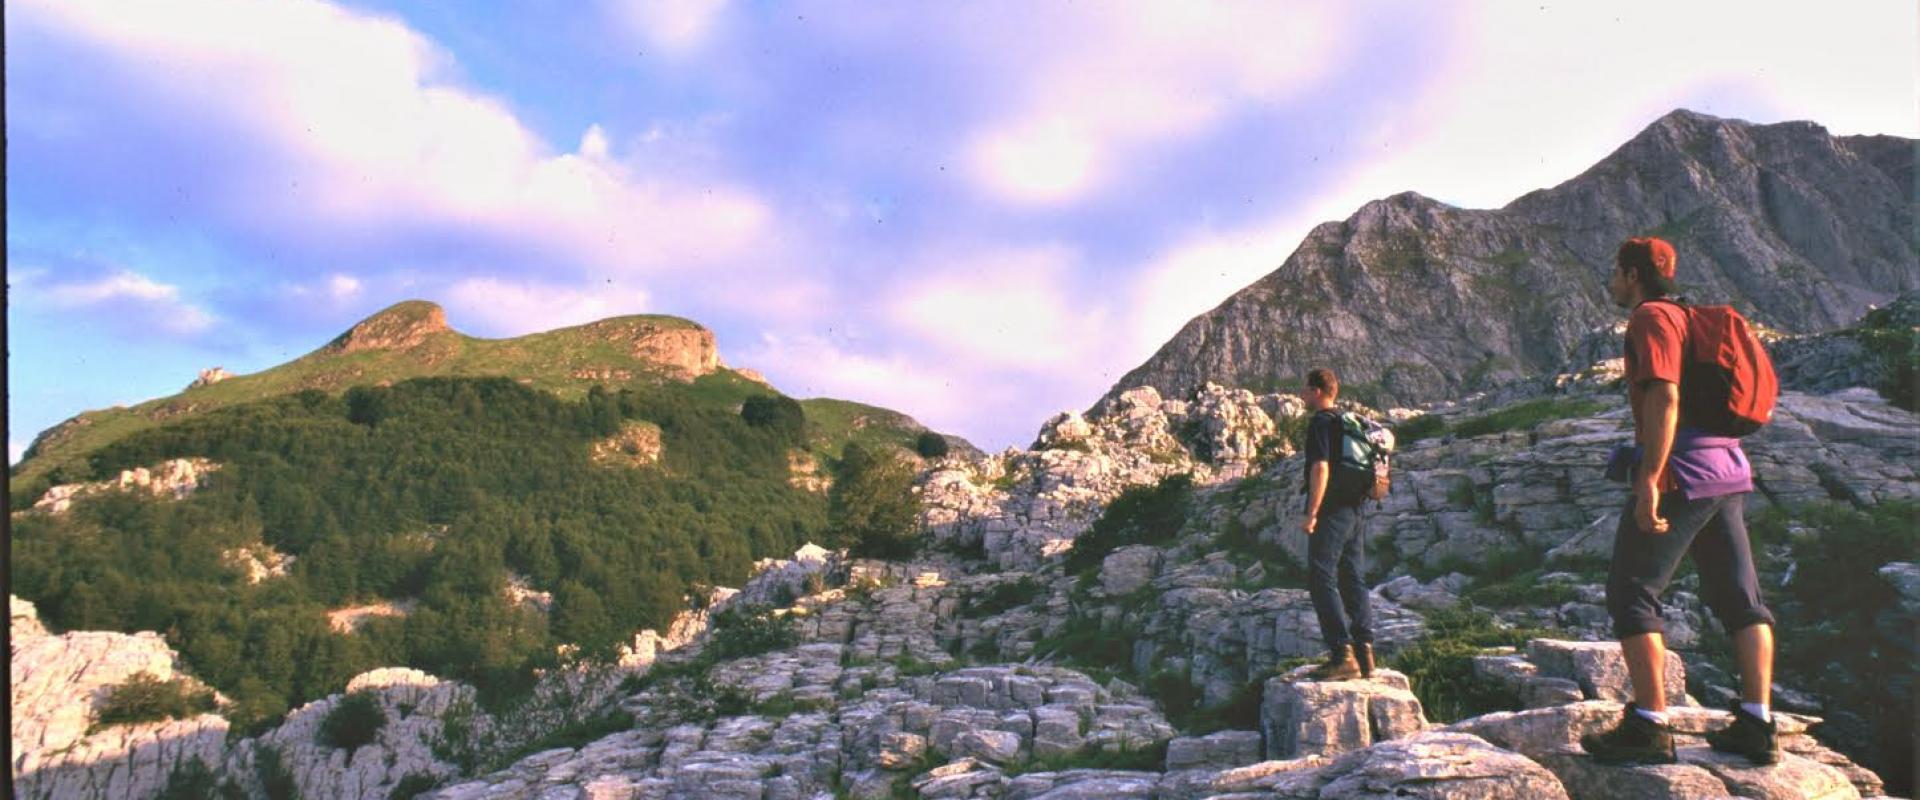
1307, 367, 1339, 397
1617, 237, 1678, 298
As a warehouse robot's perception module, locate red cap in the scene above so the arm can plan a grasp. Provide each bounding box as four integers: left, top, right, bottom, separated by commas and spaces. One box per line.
1619, 237, 1677, 279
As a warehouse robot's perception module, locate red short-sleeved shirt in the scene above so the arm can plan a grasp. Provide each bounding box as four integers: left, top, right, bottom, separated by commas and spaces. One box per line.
1624, 300, 1687, 488
1624, 300, 1687, 390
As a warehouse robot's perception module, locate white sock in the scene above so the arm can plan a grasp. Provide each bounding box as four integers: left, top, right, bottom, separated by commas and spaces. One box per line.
1633, 706, 1669, 725
1741, 702, 1772, 723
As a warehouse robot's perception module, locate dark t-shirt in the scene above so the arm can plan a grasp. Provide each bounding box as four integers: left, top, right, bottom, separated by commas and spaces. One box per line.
1302, 410, 1355, 510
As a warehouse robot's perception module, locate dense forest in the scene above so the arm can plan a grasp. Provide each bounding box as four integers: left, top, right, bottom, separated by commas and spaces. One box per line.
10, 376, 873, 730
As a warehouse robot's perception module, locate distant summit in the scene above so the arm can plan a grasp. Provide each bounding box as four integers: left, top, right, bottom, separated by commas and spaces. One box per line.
1105, 109, 1918, 408
324, 300, 451, 354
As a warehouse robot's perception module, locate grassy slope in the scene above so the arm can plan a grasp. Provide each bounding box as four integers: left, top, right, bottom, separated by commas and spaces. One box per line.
14, 302, 954, 498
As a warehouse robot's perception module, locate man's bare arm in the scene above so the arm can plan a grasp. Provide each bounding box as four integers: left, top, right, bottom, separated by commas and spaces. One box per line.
1634, 379, 1679, 534
1303, 460, 1330, 534
1637, 380, 1679, 480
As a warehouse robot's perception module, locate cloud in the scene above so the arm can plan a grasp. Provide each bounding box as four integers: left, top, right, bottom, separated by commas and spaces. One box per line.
734, 331, 980, 427
963, 3, 1345, 205
28, 268, 216, 337
885, 245, 1109, 371
607, 0, 730, 56
11, 0, 773, 278
328, 274, 363, 300
1338, 1, 1919, 210
443, 277, 651, 337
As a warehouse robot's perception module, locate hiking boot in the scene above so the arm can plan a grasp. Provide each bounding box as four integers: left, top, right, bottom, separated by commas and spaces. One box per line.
1309, 644, 1362, 681
1707, 703, 1781, 764
1353, 642, 1376, 679
1581, 703, 1677, 765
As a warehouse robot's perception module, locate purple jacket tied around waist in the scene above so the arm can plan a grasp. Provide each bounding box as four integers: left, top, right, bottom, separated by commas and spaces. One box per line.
1667, 429, 1754, 499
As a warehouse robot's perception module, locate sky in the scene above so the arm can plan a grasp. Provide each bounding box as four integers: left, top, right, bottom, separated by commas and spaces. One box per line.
8, 1, 1916, 461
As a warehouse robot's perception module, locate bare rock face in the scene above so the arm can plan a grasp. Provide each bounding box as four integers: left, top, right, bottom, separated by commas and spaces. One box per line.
1109, 110, 1917, 409
32, 458, 221, 514
325, 300, 450, 353
575, 317, 720, 381
10, 596, 230, 800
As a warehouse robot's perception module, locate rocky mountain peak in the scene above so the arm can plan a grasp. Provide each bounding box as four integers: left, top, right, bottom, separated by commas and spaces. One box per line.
324, 300, 451, 354
1106, 108, 1916, 410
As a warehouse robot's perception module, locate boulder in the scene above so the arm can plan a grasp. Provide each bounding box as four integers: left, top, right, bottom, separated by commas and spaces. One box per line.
1261, 667, 1427, 759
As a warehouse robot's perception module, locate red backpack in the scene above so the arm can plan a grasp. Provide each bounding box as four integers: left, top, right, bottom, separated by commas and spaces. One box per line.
1651, 299, 1779, 436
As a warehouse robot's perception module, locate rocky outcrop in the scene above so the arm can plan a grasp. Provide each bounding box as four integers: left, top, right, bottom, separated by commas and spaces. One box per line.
1261, 667, 1427, 759
591, 421, 664, 467
1452, 702, 1876, 799
324, 300, 450, 354
574, 317, 720, 381
31, 458, 221, 515
920, 383, 1290, 572
1108, 110, 1917, 409
11, 597, 230, 800
221, 544, 295, 585
187, 367, 233, 390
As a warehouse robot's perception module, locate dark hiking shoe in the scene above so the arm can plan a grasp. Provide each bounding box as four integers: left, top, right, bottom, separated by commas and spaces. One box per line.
1582, 703, 1677, 765
1707, 703, 1781, 764
1309, 645, 1362, 681
1354, 642, 1376, 679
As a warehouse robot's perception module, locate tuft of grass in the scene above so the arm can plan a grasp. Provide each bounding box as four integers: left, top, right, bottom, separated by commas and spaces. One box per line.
1450, 398, 1609, 439
1464, 569, 1580, 608
1389, 605, 1559, 723
1004, 738, 1170, 776
1394, 414, 1448, 445
495, 708, 634, 765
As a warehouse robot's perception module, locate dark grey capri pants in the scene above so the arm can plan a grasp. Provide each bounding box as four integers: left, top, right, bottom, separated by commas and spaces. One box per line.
1605, 492, 1776, 639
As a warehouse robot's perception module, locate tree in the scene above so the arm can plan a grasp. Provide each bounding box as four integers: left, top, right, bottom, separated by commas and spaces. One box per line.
828, 442, 922, 559
740, 395, 805, 439
914, 431, 950, 458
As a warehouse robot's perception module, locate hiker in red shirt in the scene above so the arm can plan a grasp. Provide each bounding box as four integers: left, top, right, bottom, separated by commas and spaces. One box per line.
1581, 237, 1781, 765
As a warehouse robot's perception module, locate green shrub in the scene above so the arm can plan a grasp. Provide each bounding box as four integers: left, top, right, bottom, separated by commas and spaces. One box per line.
1062, 474, 1194, 574
255, 745, 301, 800
1389, 606, 1557, 723
965, 577, 1047, 619
388, 773, 439, 800
317, 691, 387, 751
1033, 615, 1133, 673
95, 673, 218, 728
158, 758, 242, 800
741, 395, 806, 437
915, 432, 950, 459
830, 442, 923, 559
707, 604, 798, 661
1451, 397, 1608, 438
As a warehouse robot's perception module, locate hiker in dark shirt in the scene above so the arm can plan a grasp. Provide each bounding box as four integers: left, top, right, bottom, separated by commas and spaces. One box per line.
1300, 367, 1373, 681
1581, 237, 1781, 765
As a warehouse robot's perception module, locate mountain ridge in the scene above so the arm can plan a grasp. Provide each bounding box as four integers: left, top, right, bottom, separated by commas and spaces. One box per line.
1104, 108, 1918, 409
